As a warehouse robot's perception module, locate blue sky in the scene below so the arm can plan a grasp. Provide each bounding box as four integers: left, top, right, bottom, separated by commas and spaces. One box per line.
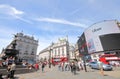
0, 0, 120, 55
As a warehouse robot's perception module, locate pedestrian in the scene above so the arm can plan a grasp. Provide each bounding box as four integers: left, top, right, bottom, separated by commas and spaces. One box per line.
34, 63, 39, 71
0, 73, 3, 79
6, 64, 11, 79
41, 62, 45, 72
98, 61, 104, 75
61, 62, 64, 71
58, 63, 61, 71
72, 62, 77, 75
65, 62, 69, 71
70, 62, 73, 72
10, 62, 16, 78
2, 60, 6, 67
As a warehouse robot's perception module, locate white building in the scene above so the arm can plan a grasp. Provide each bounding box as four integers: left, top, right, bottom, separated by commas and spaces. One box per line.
39, 37, 69, 64
38, 46, 50, 61
4, 32, 38, 61
69, 44, 75, 60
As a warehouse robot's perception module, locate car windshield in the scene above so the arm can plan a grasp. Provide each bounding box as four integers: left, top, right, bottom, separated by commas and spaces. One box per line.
90, 62, 97, 64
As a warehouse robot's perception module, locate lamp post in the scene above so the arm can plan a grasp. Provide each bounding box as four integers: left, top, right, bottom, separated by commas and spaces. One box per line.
49, 48, 52, 68
83, 55, 87, 72
49, 43, 53, 68
77, 33, 88, 72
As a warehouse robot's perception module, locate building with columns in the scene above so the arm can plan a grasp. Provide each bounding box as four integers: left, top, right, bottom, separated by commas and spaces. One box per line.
39, 37, 70, 64
15, 33, 38, 61
69, 44, 75, 60
2, 32, 38, 62
38, 46, 51, 62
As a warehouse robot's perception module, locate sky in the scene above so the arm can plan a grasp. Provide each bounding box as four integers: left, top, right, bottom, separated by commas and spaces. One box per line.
0, 0, 120, 55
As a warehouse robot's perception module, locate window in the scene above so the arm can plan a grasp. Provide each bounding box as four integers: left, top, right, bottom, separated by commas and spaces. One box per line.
55, 49, 57, 57
58, 48, 60, 56
62, 47, 64, 56
31, 51, 34, 55
31, 48, 34, 55
24, 50, 28, 55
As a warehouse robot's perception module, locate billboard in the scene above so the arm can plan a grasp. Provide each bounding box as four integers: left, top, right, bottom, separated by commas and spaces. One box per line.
100, 33, 120, 51
77, 33, 88, 55
84, 20, 120, 54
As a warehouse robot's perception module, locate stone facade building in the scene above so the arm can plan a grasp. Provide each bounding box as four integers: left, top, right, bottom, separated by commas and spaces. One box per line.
2, 32, 38, 62
69, 44, 75, 60
39, 37, 69, 64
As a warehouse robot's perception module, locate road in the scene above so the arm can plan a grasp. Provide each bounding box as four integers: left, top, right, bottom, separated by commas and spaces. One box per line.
7, 66, 120, 79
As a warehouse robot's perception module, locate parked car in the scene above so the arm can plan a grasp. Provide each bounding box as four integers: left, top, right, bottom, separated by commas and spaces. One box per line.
85, 62, 89, 66
89, 61, 112, 71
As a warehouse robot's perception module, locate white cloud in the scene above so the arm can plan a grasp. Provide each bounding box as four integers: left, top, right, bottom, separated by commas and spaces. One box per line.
0, 4, 32, 24
36, 17, 87, 28
15, 16, 33, 24
0, 4, 24, 16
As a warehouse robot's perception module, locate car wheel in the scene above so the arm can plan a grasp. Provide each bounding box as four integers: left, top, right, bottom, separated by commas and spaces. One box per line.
91, 67, 93, 69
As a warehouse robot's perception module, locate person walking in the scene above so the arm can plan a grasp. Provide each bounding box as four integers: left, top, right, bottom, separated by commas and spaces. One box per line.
34, 63, 39, 71
61, 62, 64, 71
98, 61, 104, 75
70, 62, 73, 73
6, 64, 11, 79
0, 73, 3, 79
72, 62, 77, 75
41, 62, 45, 72
58, 63, 61, 71
10, 62, 16, 78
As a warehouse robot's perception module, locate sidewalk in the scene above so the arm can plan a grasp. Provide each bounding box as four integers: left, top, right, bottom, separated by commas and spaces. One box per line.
103, 67, 120, 79
13, 66, 120, 79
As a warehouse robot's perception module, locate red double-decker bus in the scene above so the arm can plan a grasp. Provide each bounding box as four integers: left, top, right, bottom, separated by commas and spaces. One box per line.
51, 57, 68, 65
99, 54, 120, 64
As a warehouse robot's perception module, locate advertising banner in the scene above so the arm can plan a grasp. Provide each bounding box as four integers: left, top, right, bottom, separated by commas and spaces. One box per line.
84, 20, 120, 54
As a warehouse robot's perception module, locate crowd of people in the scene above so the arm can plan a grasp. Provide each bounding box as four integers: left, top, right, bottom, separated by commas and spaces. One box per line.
0, 58, 48, 79
1, 57, 120, 79
21, 60, 48, 73
0, 56, 16, 79
0, 59, 87, 79
20, 60, 85, 75
57, 61, 85, 75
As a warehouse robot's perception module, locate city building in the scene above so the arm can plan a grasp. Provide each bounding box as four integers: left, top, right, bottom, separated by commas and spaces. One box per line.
74, 43, 82, 61
2, 32, 38, 62
38, 46, 51, 62
69, 44, 75, 60
39, 37, 69, 64
77, 20, 120, 63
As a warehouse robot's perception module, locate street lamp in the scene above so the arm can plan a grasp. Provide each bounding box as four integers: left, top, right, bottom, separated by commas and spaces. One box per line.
49, 48, 52, 68
77, 34, 88, 72
83, 55, 87, 72
49, 43, 53, 68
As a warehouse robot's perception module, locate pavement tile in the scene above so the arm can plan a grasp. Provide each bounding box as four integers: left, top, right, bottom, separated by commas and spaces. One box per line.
10, 66, 120, 79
